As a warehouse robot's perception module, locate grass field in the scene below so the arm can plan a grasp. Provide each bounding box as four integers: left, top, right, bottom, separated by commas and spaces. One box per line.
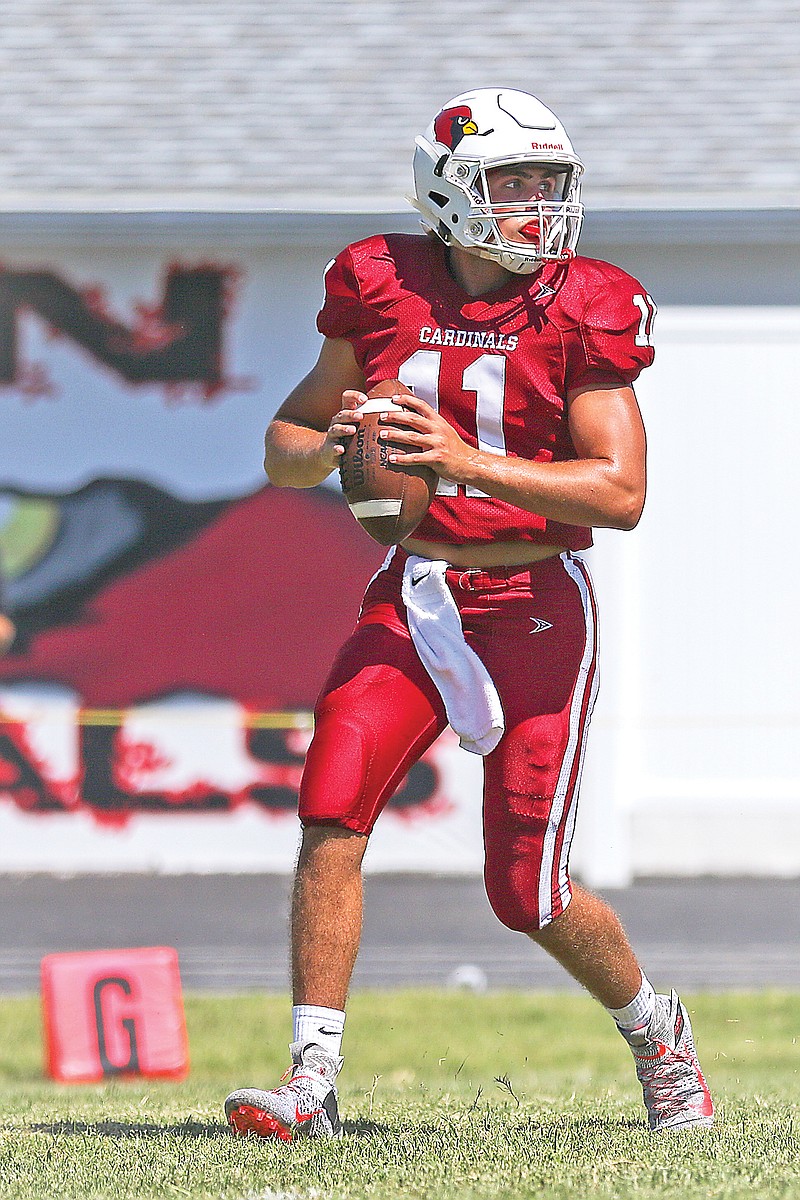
0, 989, 798, 1199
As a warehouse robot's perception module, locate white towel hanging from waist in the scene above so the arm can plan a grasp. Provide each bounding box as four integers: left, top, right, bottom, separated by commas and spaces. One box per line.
400, 555, 505, 756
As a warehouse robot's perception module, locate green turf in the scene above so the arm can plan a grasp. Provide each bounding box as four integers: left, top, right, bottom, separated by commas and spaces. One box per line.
0, 990, 798, 1199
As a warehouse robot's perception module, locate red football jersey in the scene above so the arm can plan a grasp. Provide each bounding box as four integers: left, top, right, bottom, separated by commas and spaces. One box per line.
318, 234, 655, 549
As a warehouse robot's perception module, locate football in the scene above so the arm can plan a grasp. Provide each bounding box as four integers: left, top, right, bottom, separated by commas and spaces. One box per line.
339, 380, 437, 545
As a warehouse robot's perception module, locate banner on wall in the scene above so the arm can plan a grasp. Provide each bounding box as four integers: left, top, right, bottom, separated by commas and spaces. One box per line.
0, 243, 486, 870
0, 688, 480, 872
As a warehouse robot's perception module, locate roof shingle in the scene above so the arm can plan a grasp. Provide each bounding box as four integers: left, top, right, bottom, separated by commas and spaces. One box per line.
0, 0, 798, 210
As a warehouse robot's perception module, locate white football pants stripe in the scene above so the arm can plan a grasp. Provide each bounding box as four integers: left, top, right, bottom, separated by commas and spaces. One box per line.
537, 552, 600, 928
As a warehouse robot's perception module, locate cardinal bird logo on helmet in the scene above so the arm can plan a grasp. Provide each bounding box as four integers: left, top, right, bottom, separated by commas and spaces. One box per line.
434, 105, 483, 150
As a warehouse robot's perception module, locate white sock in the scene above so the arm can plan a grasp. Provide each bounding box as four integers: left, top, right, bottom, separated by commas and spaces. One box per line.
292, 1005, 346, 1058
607, 973, 657, 1033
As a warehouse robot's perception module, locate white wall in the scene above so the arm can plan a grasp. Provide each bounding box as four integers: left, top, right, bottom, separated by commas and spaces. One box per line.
575, 305, 800, 882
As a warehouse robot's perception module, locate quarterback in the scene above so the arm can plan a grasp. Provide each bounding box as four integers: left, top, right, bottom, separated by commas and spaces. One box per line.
225, 88, 714, 1137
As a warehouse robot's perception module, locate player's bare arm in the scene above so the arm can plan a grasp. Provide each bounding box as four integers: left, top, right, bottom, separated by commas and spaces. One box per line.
0, 613, 15, 655
264, 337, 367, 488
381, 385, 647, 531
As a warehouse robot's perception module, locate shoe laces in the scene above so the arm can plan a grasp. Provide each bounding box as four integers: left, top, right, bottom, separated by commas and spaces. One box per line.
272, 1043, 341, 1099
272, 1060, 318, 1091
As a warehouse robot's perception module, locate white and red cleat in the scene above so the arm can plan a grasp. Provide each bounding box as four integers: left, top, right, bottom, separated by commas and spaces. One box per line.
621, 990, 714, 1132
225, 1041, 343, 1141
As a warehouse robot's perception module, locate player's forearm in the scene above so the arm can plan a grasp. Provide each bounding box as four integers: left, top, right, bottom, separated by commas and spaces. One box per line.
264, 419, 336, 488
0, 614, 15, 655
454, 450, 645, 530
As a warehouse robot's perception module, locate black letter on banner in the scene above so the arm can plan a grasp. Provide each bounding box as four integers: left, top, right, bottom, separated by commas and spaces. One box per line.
93, 976, 140, 1075
0, 265, 228, 390
0, 732, 61, 810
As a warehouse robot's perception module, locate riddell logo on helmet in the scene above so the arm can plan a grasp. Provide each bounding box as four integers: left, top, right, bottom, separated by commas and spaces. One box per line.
530, 142, 564, 150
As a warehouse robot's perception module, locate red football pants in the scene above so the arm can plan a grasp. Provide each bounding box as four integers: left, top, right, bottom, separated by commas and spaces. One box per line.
299, 548, 599, 931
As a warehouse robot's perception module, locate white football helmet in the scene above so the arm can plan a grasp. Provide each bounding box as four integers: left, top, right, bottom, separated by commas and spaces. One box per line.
409, 88, 584, 274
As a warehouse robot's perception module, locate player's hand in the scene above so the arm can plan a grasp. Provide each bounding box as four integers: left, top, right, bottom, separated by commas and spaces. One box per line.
379, 393, 478, 482
319, 390, 367, 469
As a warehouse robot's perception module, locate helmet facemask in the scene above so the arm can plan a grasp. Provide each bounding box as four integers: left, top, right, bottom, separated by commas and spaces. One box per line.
445, 155, 583, 270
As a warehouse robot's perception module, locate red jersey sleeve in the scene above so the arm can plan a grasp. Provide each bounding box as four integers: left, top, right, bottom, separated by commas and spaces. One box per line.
316, 247, 367, 341
566, 267, 656, 392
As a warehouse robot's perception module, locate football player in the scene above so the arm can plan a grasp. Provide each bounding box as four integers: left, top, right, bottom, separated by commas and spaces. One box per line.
225, 88, 713, 1138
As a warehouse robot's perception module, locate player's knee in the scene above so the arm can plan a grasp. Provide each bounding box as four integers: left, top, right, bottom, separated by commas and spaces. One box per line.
297, 821, 369, 878
484, 845, 573, 933
299, 820, 367, 849
485, 875, 573, 933
484, 868, 542, 933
